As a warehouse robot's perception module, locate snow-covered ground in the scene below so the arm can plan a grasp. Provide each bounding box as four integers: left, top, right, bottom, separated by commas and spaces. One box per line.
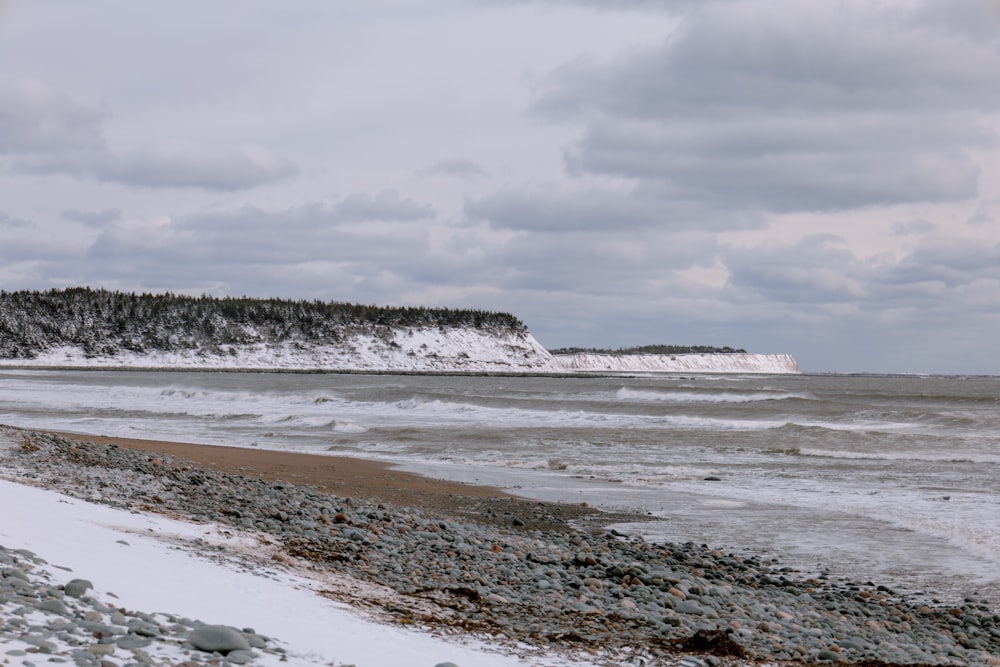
0, 477, 600, 667
0, 326, 800, 374
0, 328, 555, 373
550, 352, 800, 374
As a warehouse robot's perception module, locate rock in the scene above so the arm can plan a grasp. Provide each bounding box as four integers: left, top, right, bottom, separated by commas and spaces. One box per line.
38, 599, 70, 615
223, 649, 256, 664
675, 600, 707, 616
188, 625, 251, 654
64, 579, 93, 598
87, 643, 115, 656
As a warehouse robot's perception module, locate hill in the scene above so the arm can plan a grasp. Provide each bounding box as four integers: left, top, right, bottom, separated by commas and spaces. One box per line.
0, 288, 552, 372
0, 288, 800, 374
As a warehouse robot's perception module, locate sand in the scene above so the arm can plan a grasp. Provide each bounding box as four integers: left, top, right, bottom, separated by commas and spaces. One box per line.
50, 431, 620, 532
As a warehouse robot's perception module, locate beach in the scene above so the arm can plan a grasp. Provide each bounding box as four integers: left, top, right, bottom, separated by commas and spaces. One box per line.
46, 430, 614, 533
3, 424, 999, 666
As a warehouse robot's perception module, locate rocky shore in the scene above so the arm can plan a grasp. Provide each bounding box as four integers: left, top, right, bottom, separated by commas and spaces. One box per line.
2, 427, 999, 666
1, 543, 282, 666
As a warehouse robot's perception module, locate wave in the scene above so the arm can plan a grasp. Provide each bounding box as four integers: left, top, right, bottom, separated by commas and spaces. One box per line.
794, 447, 1000, 465
615, 387, 810, 404
331, 420, 368, 434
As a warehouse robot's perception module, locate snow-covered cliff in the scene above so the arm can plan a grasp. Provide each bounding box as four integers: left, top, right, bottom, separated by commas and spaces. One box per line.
2, 326, 555, 373
2, 338, 801, 374
0, 289, 800, 374
551, 352, 801, 374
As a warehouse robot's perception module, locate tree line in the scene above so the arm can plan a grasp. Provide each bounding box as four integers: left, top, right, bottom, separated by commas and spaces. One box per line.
0, 287, 527, 359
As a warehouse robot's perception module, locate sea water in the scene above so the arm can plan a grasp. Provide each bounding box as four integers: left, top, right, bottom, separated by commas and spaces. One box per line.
1, 369, 997, 604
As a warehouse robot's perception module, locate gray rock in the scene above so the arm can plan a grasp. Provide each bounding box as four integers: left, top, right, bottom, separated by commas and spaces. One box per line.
64, 579, 93, 598
224, 649, 256, 664
116, 635, 152, 650
38, 599, 70, 615
188, 624, 252, 654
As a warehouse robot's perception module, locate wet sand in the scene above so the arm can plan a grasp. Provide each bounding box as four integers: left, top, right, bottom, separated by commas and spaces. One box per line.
50, 431, 619, 532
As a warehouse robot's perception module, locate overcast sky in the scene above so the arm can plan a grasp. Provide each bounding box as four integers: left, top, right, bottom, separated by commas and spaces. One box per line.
2, 1, 999, 374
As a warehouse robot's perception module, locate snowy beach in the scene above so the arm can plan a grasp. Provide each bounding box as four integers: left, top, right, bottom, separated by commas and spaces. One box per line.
1, 370, 997, 606
3, 425, 1000, 666
0, 438, 600, 667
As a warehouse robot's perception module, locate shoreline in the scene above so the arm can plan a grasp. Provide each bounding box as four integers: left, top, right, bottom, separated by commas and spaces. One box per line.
0, 363, 801, 377
3, 425, 999, 665
48, 429, 632, 533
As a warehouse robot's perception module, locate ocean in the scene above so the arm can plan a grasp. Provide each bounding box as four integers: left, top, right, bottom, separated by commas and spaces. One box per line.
1, 369, 997, 605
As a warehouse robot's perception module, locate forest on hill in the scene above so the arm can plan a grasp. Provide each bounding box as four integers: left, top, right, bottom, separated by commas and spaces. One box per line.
0, 288, 527, 359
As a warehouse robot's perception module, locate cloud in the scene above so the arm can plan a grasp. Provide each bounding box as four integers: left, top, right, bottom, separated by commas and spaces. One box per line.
722, 235, 867, 305
529, 0, 1000, 214
85, 191, 437, 269
0, 78, 106, 155
967, 206, 996, 228
1, 78, 297, 191
467, 185, 665, 231
61, 208, 123, 228
420, 158, 489, 179
333, 190, 435, 221
0, 210, 32, 229
720, 233, 1000, 315
884, 238, 1000, 289
467, 182, 768, 232
94, 141, 298, 191
891, 219, 936, 236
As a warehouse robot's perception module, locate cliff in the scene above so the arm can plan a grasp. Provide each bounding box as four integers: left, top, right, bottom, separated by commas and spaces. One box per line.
551, 352, 800, 374
0, 288, 800, 374
0, 288, 550, 372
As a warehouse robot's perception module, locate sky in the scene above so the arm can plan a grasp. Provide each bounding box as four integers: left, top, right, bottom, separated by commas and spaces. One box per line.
2, 1, 1000, 374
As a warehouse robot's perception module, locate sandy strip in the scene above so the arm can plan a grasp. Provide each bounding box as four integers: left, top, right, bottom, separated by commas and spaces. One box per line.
49, 431, 614, 531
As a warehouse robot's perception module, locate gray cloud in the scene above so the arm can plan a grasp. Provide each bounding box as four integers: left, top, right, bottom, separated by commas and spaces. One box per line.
334, 190, 435, 222
0, 78, 106, 155
722, 235, 866, 305
86, 192, 436, 270
467, 186, 665, 231
0, 211, 32, 229
420, 158, 488, 179
529, 0, 1000, 214
467, 183, 768, 232
94, 141, 298, 191
62, 208, 123, 228
884, 238, 1000, 289
968, 207, 996, 228
1, 79, 297, 191
721, 233, 1000, 313
891, 219, 936, 236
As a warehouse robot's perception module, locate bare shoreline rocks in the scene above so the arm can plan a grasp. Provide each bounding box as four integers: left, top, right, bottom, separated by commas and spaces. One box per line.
2, 427, 999, 666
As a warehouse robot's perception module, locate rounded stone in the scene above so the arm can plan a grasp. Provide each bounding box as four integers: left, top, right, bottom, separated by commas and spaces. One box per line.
64, 579, 94, 598
188, 624, 251, 654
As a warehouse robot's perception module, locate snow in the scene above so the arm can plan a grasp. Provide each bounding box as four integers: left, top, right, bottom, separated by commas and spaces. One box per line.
0, 476, 598, 667
1, 327, 556, 373
0, 327, 800, 375
550, 352, 800, 374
